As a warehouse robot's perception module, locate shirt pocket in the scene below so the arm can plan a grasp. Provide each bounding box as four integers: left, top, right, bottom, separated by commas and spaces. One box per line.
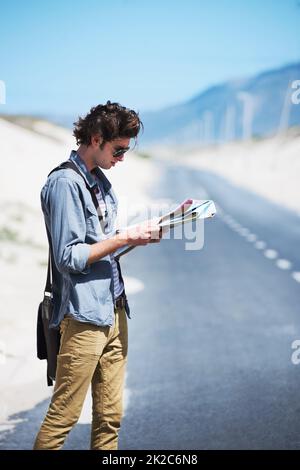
85, 204, 101, 236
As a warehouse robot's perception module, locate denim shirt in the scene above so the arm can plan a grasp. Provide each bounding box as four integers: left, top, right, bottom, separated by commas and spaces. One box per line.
41, 150, 130, 329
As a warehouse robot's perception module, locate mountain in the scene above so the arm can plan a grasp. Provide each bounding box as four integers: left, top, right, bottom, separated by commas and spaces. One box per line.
139, 62, 300, 146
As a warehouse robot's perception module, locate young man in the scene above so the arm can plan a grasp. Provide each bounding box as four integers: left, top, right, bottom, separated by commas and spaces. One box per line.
34, 101, 160, 450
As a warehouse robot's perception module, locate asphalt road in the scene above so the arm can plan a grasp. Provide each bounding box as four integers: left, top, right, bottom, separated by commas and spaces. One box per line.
1, 161, 300, 449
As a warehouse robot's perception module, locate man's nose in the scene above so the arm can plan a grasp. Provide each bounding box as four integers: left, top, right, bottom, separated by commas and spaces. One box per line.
116, 155, 125, 162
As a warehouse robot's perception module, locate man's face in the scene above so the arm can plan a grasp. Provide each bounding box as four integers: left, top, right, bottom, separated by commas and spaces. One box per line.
91, 136, 130, 170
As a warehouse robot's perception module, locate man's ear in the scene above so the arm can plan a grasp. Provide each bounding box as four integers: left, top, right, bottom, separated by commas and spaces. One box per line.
91, 134, 103, 148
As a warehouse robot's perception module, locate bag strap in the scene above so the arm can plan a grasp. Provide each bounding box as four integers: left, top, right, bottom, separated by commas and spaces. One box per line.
44, 251, 52, 295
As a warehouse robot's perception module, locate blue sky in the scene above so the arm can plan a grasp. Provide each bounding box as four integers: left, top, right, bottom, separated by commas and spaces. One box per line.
0, 0, 299, 117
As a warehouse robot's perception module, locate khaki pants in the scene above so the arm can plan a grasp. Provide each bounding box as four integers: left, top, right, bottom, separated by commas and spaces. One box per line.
34, 305, 128, 450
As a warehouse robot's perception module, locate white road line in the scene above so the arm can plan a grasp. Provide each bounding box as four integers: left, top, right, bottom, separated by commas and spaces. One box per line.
255, 240, 266, 250
224, 216, 243, 232
231, 222, 242, 231
238, 227, 250, 237
220, 213, 298, 282
264, 249, 278, 260
223, 215, 233, 224
226, 220, 235, 228
246, 233, 257, 242
276, 259, 292, 270
216, 205, 224, 216
292, 272, 300, 283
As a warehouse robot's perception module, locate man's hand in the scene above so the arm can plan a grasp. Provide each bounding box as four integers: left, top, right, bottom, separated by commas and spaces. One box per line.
87, 218, 162, 265
117, 217, 162, 246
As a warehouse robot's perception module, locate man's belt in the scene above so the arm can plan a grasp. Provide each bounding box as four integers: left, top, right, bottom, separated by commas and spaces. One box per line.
114, 292, 126, 309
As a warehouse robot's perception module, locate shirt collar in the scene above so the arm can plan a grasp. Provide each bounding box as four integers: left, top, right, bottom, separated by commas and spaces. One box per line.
92, 166, 112, 194
69, 150, 112, 194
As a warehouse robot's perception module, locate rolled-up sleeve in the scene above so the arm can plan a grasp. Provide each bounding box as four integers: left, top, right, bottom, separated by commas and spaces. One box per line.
48, 177, 91, 274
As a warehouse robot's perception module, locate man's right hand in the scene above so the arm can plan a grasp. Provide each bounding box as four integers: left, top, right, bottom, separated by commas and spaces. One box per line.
118, 218, 162, 246
88, 218, 162, 265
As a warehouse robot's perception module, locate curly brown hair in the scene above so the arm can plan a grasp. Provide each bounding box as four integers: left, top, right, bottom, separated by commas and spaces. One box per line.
73, 101, 143, 147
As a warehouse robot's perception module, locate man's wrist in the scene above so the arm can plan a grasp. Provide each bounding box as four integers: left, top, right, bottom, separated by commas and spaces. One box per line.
114, 231, 129, 247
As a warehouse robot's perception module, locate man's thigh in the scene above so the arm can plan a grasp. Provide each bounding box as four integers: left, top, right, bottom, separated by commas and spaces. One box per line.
91, 306, 128, 407
59, 316, 111, 356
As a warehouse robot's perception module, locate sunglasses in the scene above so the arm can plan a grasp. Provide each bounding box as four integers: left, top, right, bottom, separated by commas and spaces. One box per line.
112, 146, 130, 158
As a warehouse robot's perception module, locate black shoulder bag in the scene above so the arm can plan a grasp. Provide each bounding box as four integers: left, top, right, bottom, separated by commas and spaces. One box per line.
36, 249, 60, 386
